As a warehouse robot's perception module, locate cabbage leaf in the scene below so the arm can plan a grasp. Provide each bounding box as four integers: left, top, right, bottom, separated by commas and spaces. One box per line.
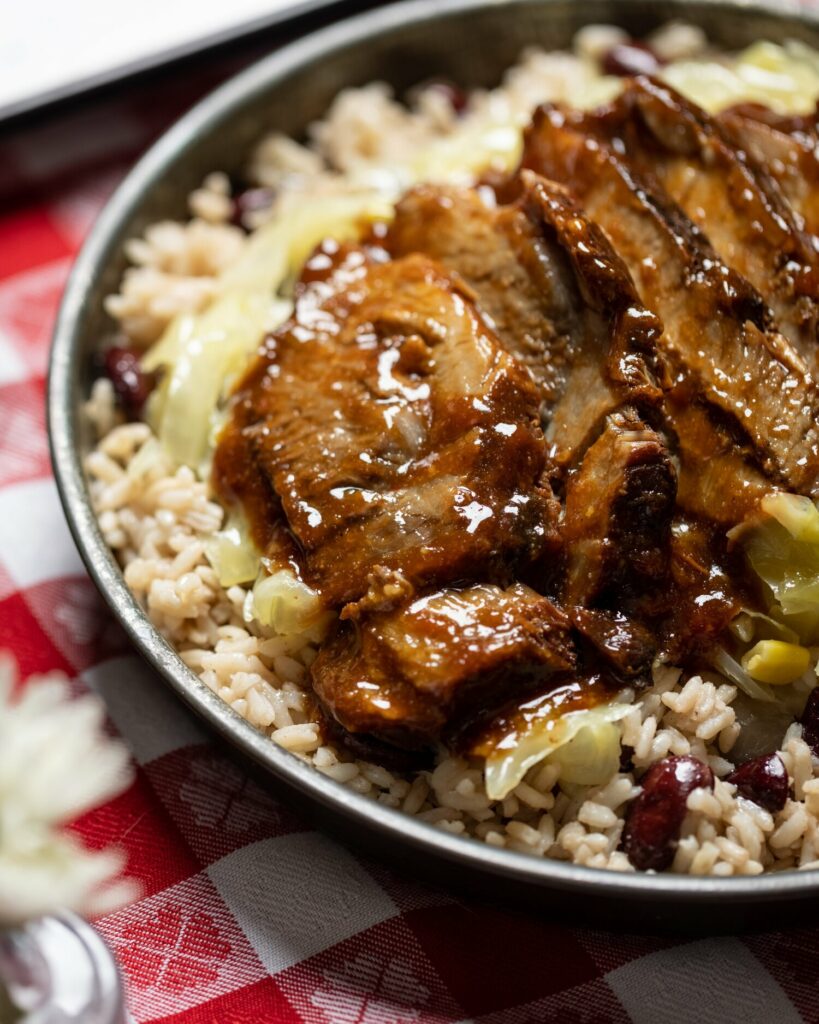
249, 568, 331, 636
484, 698, 631, 801
143, 191, 396, 471
204, 511, 260, 588
662, 40, 819, 114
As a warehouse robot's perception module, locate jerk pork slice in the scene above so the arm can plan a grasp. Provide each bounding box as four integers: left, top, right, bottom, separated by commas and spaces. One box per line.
214, 246, 556, 608
311, 583, 575, 749
521, 103, 819, 504
562, 409, 676, 609
718, 103, 819, 239
384, 174, 665, 474
589, 77, 819, 367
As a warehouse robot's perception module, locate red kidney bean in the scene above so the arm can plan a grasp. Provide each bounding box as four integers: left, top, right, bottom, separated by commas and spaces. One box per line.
602, 42, 662, 77
622, 755, 714, 871
801, 688, 819, 756
424, 79, 468, 115
727, 753, 788, 813
103, 346, 156, 418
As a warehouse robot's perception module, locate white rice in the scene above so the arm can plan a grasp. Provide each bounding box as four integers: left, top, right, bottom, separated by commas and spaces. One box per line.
85, 26, 819, 876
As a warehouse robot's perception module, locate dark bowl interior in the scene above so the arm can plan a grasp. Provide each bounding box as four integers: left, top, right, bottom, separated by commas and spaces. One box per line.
49, 0, 819, 931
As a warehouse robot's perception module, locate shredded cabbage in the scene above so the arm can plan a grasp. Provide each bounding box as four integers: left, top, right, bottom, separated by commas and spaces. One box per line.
744, 518, 819, 617
662, 39, 819, 114
249, 569, 329, 636
124, 436, 168, 483
484, 698, 631, 801
729, 608, 799, 645
761, 493, 819, 545
204, 512, 260, 588
551, 719, 623, 786
711, 645, 776, 703
147, 291, 288, 471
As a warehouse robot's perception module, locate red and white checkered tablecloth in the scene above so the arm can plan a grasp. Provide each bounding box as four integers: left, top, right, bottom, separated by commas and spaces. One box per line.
4, 16, 819, 1023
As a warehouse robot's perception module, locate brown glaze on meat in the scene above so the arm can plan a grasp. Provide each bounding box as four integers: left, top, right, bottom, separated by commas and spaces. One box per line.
589, 78, 819, 368
522, 103, 819, 503
562, 409, 676, 608
385, 174, 665, 474
311, 583, 575, 748
662, 390, 773, 525
663, 516, 745, 662
570, 608, 656, 681
466, 673, 616, 761
719, 104, 819, 239
214, 245, 556, 608
213, 86, 819, 764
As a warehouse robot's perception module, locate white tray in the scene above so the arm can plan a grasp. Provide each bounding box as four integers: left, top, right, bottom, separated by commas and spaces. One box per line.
0, 0, 341, 122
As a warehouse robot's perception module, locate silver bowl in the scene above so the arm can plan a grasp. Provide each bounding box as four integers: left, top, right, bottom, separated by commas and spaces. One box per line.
49, 0, 819, 930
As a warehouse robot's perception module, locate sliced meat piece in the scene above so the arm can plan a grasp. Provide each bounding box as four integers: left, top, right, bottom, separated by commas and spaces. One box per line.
311, 583, 575, 749
570, 607, 656, 681
662, 517, 745, 661
720, 102, 819, 135
590, 78, 819, 367
663, 391, 774, 524
214, 246, 556, 607
385, 183, 578, 414
562, 409, 676, 608
385, 175, 664, 472
719, 104, 819, 238
522, 104, 819, 501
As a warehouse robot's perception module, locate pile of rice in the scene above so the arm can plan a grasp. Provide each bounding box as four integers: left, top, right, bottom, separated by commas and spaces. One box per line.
85, 22, 819, 876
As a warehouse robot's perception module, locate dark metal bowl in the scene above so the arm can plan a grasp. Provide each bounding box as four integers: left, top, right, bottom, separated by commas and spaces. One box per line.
49, 0, 819, 930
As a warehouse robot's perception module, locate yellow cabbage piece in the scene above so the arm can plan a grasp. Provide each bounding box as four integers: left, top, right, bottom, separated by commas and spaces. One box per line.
146, 291, 287, 471
744, 518, 819, 617
204, 512, 260, 588
249, 569, 329, 636
484, 698, 631, 801
662, 39, 819, 114
761, 493, 819, 545
551, 719, 622, 786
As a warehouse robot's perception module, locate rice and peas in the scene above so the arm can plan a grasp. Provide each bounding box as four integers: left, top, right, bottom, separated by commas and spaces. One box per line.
85, 23, 819, 875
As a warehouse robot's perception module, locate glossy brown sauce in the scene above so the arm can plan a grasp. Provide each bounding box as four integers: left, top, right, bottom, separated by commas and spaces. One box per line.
211, 85, 819, 761
467, 674, 614, 759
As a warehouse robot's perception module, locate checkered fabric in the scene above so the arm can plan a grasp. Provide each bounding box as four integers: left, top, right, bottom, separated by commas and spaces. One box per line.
4, 16, 819, 1023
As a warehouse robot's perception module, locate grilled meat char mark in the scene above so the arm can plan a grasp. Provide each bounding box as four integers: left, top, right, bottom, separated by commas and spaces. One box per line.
522, 102, 819, 508
215, 245, 557, 610
312, 583, 575, 749
385, 174, 665, 476
593, 77, 819, 369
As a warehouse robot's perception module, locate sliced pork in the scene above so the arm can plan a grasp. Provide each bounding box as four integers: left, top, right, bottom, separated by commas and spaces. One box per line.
562, 409, 676, 609
311, 583, 575, 748
522, 103, 819, 504
590, 78, 819, 368
213, 80, 819, 761
385, 174, 665, 473
214, 246, 556, 608
719, 103, 819, 238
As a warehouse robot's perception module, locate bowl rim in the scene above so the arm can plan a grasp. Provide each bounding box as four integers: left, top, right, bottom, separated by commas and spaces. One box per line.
48, 0, 819, 904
